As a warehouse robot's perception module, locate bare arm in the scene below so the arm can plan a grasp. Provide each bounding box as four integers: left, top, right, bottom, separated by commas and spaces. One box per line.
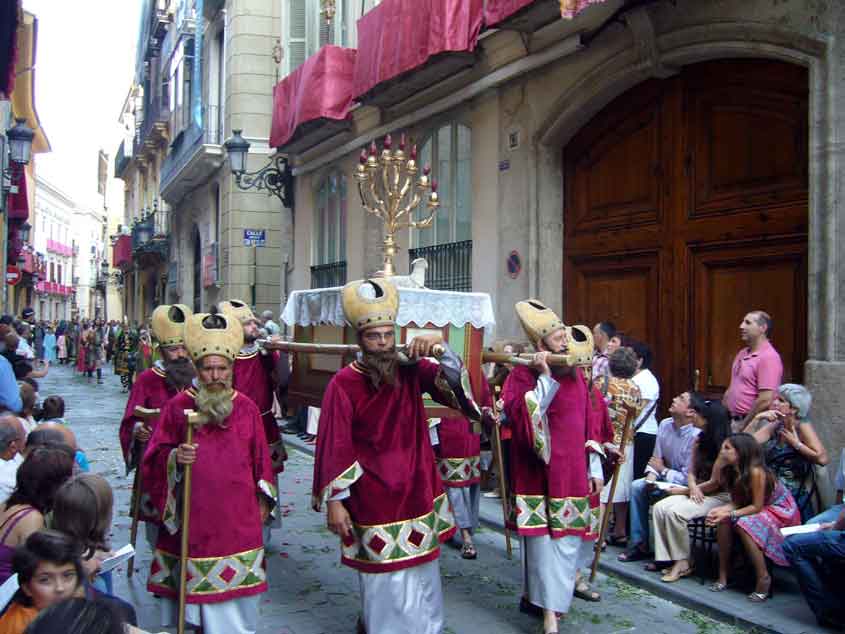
733, 467, 767, 518
786, 422, 829, 466
739, 390, 775, 429
698, 455, 725, 496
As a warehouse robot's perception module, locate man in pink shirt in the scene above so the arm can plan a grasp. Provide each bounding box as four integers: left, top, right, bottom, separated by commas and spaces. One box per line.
723, 310, 783, 431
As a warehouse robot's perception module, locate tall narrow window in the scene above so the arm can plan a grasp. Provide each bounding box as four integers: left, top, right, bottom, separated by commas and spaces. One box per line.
409, 121, 473, 291
311, 169, 347, 288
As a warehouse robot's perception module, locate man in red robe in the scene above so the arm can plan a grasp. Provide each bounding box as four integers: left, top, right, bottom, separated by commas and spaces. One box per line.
503, 299, 605, 634
219, 300, 287, 474
142, 309, 276, 634
433, 378, 492, 560
312, 278, 482, 634
119, 304, 195, 549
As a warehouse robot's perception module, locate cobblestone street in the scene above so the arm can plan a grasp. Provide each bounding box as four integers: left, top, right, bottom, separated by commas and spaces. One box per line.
41, 362, 747, 634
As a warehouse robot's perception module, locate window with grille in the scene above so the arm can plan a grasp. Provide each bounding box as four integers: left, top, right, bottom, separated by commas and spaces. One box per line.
311, 168, 347, 288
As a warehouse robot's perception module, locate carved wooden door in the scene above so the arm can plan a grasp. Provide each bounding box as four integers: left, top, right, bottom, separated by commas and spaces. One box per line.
564, 59, 808, 407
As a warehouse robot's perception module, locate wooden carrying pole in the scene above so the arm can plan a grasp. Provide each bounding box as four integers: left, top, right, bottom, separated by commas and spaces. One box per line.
177, 411, 200, 634
590, 402, 637, 583
491, 386, 512, 559
127, 406, 160, 578
259, 340, 574, 367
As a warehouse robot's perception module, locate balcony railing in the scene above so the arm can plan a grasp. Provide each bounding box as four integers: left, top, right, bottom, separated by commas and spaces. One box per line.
160, 105, 224, 195
310, 261, 347, 289
132, 209, 170, 265
114, 140, 131, 178
408, 240, 472, 292
135, 92, 170, 154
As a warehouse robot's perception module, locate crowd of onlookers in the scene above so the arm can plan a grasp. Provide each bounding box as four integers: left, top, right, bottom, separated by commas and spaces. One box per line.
583, 314, 844, 630
0, 308, 163, 634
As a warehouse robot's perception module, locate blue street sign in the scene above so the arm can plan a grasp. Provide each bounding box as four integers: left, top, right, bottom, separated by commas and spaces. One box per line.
243, 229, 266, 247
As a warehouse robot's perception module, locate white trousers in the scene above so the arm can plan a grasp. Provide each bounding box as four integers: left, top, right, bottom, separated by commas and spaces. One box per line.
159, 595, 260, 634
446, 484, 480, 531
522, 534, 581, 614
360, 559, 444, 634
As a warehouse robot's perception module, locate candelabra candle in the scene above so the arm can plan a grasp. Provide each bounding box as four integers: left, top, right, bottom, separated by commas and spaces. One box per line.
355, 134, 440, 278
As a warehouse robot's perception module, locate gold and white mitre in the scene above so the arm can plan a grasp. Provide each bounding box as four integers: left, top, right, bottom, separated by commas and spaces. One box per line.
150, 304, 192, 348
515, 299, 566, 344
218, 299, 258, 325
341, 278, 399, 331
184, 310, 244, 362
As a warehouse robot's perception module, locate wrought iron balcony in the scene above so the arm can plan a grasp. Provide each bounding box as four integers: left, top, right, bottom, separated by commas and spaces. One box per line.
160, 105, 225, 203
132, 210, 170, 268
114, 140, 131, 178
408, 240, 472, 292
310, 261, 347, 289
134, 92, 170, 156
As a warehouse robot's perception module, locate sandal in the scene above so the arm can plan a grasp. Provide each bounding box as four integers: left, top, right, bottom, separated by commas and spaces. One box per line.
661, 565, 695, 583
574, 580, 601, 602
709, 582, 728, 592
617, 547, 649, 563
748, 576, 772, 603
461, 542, 478, 560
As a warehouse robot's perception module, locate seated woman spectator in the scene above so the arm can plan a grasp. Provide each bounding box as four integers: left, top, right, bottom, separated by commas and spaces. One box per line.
0, 530, 85, 633
651, 398, 732, 581
600, 347, 643, 547
746, 384, 828, 521
706, 433, 800, 601
0, 447, 75, 584
51, 474, 114, 594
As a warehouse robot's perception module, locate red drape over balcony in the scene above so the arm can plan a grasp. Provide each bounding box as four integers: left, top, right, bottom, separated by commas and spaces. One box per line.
7, 169, 29, 220
113, 234, 132, 269
353, 0, 484, 101
485, 0, 606, 25
269, 45, 357, 149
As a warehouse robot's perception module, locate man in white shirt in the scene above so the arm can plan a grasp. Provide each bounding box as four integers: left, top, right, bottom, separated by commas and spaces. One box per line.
630, 341, 660, 478
0, 414, 26, 502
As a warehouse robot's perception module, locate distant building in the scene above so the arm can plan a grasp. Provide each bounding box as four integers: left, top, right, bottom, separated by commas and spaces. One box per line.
32, 176, 75, 321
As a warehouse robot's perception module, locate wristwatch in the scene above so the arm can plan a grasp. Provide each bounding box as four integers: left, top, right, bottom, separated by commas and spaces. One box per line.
730, 510, 737, 522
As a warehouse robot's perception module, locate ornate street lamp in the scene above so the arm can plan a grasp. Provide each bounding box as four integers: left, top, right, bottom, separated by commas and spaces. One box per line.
6, 118, 34, 166
137, 219, 153, 245
19, 222, 31, 243
223, 129, 294, 208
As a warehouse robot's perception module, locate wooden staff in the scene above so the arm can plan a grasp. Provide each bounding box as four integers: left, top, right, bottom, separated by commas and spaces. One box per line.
259, 339, 577, 368
177, 411, 202, 634
127, 406, 160, 578
590, 401, 638, 583
491, 386, 512, 559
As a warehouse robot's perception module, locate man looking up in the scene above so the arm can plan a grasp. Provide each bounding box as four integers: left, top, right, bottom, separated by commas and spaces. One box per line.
312, 278, 483, 634
118, 305, 195, 548
722, 311, 783, 431
142, 309, 276, 634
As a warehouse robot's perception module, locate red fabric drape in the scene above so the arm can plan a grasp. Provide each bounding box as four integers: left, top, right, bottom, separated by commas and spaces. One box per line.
485, 0, 607, 26
353, 0, 484, 100
113, 234, 132, 268
7, 168, 28, 220
269, 45, 357, 149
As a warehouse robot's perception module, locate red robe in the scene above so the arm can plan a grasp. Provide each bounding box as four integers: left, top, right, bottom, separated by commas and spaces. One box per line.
503, 366, 600, 540
312, 360, 464, 574
118, 366, 181, 523
141, 389, 276, 604
434, 379, 492, 488
233, 348, 285, 473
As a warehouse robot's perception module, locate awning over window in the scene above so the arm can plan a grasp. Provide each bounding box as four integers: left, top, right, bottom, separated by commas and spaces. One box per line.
485, 0, 607, 26
353, 0, 484, 102
113, 234, 132, 269
7, 169, 28, 220
269, 45, 357, 150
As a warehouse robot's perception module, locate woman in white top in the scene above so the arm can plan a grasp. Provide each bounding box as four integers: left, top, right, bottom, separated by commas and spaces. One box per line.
630, 340, 660, 480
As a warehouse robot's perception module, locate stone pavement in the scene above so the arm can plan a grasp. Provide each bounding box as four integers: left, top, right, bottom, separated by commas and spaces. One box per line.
37, 362, 807, 634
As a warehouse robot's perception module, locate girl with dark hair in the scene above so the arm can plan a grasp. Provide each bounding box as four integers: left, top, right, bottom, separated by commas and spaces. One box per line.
0, 530, 85, 633
0, 447, 75, 584
650, 397, 732, 581
629, 340, 660, 482
706, 433, 800, 601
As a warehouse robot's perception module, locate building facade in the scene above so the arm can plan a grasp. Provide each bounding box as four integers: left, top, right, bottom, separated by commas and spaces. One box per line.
272, 0, 845, 494
32, 176, 75, 321
116, 0, 285, 323
72, 206, 109, 321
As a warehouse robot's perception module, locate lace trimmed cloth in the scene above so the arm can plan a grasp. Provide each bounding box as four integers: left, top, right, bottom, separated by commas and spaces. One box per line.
281, 286, 496, 330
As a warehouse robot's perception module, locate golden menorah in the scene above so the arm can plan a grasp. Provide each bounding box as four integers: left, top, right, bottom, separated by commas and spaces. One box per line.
355, 134, 440, 278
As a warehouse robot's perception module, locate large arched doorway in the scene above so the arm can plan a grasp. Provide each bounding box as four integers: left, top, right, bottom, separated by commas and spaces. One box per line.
564, 59, 808, 406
